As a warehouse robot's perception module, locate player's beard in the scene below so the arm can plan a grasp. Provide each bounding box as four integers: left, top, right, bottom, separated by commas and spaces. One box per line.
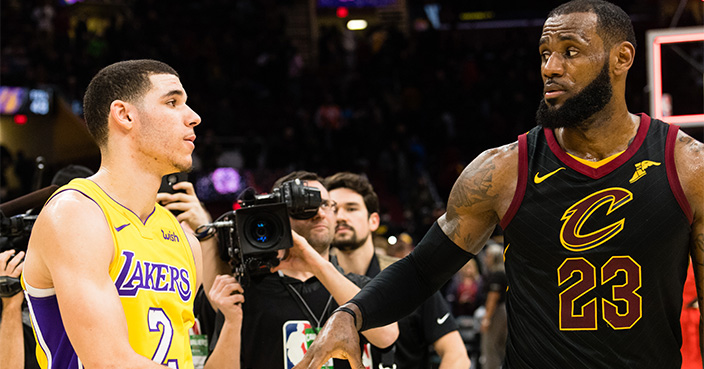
536, 59, 612, 130
332, 224, 366, 252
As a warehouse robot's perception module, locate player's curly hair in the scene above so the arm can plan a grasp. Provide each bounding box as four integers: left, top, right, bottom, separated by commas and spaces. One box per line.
548, 0, 637, 50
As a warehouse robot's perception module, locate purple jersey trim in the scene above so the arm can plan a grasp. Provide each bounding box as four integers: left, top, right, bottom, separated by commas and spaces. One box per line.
86, 179, 156, 225
26, 294, 82, 369
49, 180, 156, 226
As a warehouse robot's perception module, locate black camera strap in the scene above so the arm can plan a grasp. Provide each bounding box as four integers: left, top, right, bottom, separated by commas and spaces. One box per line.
278, 271, 333, 329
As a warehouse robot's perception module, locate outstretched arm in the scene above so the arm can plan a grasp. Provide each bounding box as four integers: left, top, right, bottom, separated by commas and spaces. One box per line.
293, 142, 519, 369
274, 231, 398, 349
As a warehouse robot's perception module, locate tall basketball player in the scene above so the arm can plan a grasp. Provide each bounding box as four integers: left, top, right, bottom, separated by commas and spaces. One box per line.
22, 60, 241, 369
295, 1, 704, 368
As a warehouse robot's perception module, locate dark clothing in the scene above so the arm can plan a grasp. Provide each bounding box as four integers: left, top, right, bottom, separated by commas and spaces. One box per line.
210, 256, 370, 369
366, 253, 460, 369
501, 114, 691, 368
483, 271, 507, 303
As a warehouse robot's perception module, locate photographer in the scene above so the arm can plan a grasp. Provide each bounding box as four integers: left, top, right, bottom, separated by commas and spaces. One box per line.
206, 171, 398, 368
0, 250, 39, 369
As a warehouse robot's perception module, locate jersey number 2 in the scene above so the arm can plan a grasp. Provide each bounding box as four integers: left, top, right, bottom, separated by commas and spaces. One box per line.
148, 308, 179, 368
558, 256, 642, 330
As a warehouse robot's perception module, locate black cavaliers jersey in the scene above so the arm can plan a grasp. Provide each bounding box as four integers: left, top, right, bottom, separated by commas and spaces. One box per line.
501, 114, 692, 368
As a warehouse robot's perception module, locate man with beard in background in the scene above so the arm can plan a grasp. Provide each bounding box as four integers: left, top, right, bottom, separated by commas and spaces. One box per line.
294, 1, 704, 368
326, 172, 469, 369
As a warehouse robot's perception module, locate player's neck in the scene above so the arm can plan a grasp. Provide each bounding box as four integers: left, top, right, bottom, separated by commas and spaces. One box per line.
335, 241, 375, 275
554, 108, 639, 161
91, 158, 163, 221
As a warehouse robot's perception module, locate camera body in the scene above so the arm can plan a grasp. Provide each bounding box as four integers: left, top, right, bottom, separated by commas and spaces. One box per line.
0, 212, 37, 253
214, 179, 321, 283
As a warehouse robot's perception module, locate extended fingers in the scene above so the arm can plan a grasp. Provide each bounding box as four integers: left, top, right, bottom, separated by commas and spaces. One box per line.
1, 250, 25, 277
0, 250, 13, 267
171, 181, 195, 194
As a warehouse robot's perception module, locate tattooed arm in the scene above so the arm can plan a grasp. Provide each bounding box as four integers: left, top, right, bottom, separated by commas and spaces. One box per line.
292, 143, 520, 369
438, 141, 519, 254
675, 131, 704, 356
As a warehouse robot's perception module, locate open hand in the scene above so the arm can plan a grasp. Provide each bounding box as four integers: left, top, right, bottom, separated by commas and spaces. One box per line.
293, 308, 364, 369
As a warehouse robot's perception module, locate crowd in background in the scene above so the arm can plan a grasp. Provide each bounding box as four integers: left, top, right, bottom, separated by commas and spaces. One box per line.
5, 0, 697, 241
1, 1, 701, 366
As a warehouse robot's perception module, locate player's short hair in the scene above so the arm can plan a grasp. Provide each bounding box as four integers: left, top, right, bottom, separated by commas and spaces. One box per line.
548, 0, 637, 50
83, 59, 179, 147
272, 171, 323, 191
324, 172, 379, 215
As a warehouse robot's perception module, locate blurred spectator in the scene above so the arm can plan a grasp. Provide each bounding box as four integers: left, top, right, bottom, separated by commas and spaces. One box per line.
1, 0, 696, 246
447, 259, 483, 318
479, 242, 507, 369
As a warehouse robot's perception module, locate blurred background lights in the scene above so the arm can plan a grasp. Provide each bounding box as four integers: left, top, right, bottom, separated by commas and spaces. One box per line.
346, 19, 367, 31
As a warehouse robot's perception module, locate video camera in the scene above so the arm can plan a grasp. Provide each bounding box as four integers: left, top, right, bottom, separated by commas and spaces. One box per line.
0, 212, 37, 253
204, 179, 321, 284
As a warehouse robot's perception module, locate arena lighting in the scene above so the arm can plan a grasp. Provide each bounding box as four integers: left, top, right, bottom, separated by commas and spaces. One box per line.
387, 235, 398, 245
346, 19, 368, 31
336, 6, 348, 18
647, 27, 704, 127
14, 114, 27, 124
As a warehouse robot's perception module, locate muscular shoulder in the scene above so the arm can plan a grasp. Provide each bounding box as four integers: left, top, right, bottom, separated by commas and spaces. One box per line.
35, 190, 108, 236
25, 190, 114, 286
440, 141, 519, 253
446, 142, 519, 221
674, 130, 704, 217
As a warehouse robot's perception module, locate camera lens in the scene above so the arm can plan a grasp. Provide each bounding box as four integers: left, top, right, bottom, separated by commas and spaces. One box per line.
244, 214, 282, 250
167, 174, 179, 185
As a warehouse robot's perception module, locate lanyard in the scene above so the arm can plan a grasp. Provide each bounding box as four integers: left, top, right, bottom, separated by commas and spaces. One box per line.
278, 271, 334, 328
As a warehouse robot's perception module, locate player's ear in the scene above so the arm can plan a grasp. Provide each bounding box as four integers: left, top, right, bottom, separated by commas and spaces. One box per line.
612, 41, 635, 77
110, 100, 134, 131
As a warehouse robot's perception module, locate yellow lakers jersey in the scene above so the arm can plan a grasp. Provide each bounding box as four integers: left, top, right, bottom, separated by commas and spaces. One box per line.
24, 178, 197, 369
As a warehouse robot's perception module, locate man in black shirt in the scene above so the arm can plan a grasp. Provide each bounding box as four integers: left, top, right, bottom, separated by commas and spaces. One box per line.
326, 172, 470, 369
209, 171, 398, 368
295, 1, 704, 368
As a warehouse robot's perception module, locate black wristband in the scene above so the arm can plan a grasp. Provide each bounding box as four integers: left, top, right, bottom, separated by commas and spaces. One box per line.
351, 221, 474, 331
333, 306, 358, 330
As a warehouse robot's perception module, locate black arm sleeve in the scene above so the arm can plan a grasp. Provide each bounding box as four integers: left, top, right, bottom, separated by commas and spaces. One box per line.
351, 222, 474, 331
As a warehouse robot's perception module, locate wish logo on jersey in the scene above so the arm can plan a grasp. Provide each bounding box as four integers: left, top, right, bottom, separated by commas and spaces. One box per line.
283, 320, 372, 369
114, 250, 192, 301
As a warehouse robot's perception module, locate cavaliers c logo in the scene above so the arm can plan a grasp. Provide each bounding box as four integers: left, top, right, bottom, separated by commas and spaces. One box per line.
560, 188, 633, 252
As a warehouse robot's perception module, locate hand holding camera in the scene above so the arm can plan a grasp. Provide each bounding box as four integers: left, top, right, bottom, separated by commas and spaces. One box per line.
271, 230, 327, 276
208, 274, 244, 323
156, 174, 212, 233
0, 250, 25, 307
